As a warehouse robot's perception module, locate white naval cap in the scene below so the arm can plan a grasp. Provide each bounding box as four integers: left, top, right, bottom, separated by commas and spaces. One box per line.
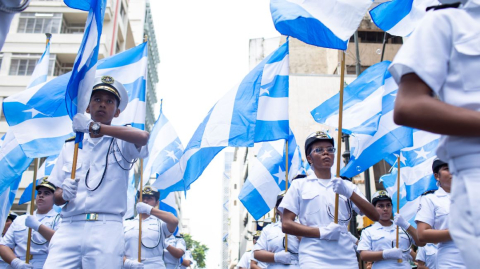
92, 75, 128, 112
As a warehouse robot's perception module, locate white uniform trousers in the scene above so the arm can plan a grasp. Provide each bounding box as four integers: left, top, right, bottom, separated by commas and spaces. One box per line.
449, 164, 480, 269
142, 256, 166, 269
43, 218, 124, 269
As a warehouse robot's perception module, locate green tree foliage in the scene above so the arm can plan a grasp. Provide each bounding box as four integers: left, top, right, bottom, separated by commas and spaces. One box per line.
183, 233, 209, 268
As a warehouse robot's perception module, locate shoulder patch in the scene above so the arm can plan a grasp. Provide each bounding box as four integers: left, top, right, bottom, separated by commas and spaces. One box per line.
426, 2, 460, 11
65, 136, 76, 143
421, 190, 436, 196
362, 224, 373, 230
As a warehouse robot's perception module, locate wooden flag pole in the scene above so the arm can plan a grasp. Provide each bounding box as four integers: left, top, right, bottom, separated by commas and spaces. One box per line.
284, 140, 289, 252
334, 51, 346, 224
25, 158, 39, 264
396, 156, 402, 263
138, 158, 144, 262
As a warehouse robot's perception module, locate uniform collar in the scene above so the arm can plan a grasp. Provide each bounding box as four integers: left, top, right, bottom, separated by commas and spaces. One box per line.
435, 187, 449, 197
35, 209, 57, 217
306, 173, 333, 187
373, 221, 395, 231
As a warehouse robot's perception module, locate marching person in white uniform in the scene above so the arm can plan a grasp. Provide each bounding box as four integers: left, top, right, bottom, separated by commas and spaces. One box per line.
0, 178, 60, 269
0, 214, 17, 269
415, 159, 466, 268
253, 191, 300, 269
357, 191, 422, 268
279, 131, 379, 268
238, 232, 266, 269
391, 0, 480, 267
44, 76, 149, 268
416, 243, 438, 269
123, 186, 178, 269
164, 234, 186, 269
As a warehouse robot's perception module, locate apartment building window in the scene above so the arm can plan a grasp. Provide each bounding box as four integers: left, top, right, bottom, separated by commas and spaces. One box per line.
9, 53, 56, 76
349, 31, 403, 44
61, 23, 85, 34
54, 62, 73, 76
17, 13, 62, 34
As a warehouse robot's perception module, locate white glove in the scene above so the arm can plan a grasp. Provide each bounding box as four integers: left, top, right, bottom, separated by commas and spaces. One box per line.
123, 259, 144, 269
10, 258, 33, 269
274, 251, 292, 264
25, 215, 41, 231
136, 202, 153, 214
62, 178, 80, 201
394, 214, 411, 230
332, 177, 354, 198
319, 222, 346, 241
382, 248, 403, 260
72, 113, 93, 133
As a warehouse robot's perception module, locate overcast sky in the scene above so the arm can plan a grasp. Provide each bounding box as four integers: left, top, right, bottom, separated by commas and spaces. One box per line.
149, 1, 279, 267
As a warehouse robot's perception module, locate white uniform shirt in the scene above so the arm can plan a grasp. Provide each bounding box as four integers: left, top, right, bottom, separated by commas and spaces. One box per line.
164, 236, 186, 267
180, 250, 193, 269
389, 5, 480, 164
49, 134, 147, 218
0, 209, 59, 259
253, 222, 300, 268
357, 222, 412, 268
124, 215, 171, 264
278, 174, 365, 268
415, 188, 466, 267
237, 251, 251, 269
416, 243, 438, 269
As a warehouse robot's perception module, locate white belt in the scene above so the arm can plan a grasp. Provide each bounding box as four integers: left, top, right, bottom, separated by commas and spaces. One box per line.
61, 213, 122, 222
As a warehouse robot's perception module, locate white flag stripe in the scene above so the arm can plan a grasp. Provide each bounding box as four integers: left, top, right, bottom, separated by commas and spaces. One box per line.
0, 133, 19, 159
401, 131, 439, 152
96, 57, 148, 84
325, 87, 383, 130
78, 14, 98, 70
77, 63, 98, 115
200, 84, 238, 148
352, 110, 400, 156
400, 156, 436, 186
112, 99, 146, 125
260, 55, 289, 86
256, 97, 288, 121
286, 0, 371, 40
10, 116, 72, 144
250, 158, 282, 208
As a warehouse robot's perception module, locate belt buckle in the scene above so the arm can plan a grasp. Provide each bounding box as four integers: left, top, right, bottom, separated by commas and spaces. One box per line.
85, 213, 98, 221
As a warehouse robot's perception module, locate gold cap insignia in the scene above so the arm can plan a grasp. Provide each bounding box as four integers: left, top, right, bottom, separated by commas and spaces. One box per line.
101, 75, 114, 84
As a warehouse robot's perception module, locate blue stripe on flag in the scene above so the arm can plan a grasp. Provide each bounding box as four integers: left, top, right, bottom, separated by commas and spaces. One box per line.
239, 181, 272, 220
370, 0, 413, 31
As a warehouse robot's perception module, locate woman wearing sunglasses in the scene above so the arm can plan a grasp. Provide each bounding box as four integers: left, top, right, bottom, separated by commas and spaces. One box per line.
253, 191, 300, 269
357, 191, 422, 268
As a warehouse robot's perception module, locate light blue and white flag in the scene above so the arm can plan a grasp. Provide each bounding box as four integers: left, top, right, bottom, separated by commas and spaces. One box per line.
157, 41, 290, 191
147, 108, 185, 198
3, 43, 148, 158
63, 0, 107, 145
0, 134, 5, 149
18, 154, 59, 205
0, 131, 32, 232
311, 61, 413, 177
370, 0, 439, 37
312, 61, 392, 136
270, 0, 372, 50
27, 36, 51, 89
239, 131, 303, 220
381, 130, 440, 226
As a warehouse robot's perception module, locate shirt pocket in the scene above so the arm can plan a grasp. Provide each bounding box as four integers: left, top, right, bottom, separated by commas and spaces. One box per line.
13, 225, 27, 243
370, 234, 386, 250
62, 162, 83, 179
453, 35, 480, 91
300, 191, 321, 216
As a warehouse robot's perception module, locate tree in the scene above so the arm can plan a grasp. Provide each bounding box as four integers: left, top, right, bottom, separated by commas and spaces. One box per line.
183, 233, 209, 268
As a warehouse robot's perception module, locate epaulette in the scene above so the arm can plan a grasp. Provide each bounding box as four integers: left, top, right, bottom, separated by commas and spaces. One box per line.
422, 190, 436, 196
65, 136, 76, 143
362, 224, 373, 230
426, 2, 460, 11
